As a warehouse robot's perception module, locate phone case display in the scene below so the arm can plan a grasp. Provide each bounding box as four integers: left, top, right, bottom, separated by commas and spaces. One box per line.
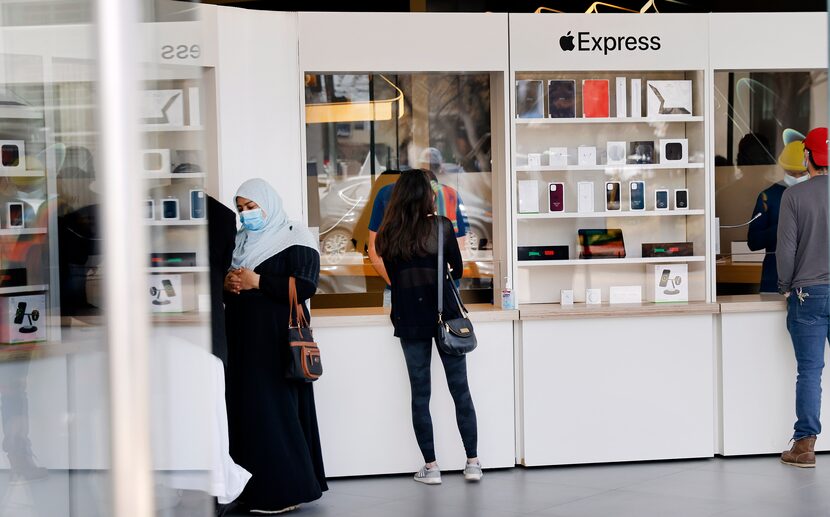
582, 80, 609, 118
0, 140, 25, 173
0, 294, 46, 343
513, 69, 707, 304
516, 80, 545, 118
6, 202, 24, 228
548, 80, 575, 118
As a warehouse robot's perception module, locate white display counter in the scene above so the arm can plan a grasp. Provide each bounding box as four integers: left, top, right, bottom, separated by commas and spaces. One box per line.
310, 305, 518, 477
718, 295, 830, 456
519, 303, 719, 466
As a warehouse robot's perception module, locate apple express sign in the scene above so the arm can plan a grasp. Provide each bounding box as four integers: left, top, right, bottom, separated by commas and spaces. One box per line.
559, 31, 662, 55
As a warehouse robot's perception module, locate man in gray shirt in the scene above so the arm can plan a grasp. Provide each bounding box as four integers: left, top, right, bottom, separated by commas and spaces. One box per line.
776, 127, 829, 468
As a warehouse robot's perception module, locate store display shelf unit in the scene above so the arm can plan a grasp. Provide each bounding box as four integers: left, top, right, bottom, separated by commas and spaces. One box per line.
146, 266, 209, 274
515, 116, 704, 125
141, 125, 204, 133
518, 210, 704, 219
0, 227, 48, 236
0, 170, 45, 178
0, 106, 44, 120
144, 172, 207, 180
146, 220, 208, 227
516, 163, 704, 172
0, 284, 49, 295
517, 256, 705, 267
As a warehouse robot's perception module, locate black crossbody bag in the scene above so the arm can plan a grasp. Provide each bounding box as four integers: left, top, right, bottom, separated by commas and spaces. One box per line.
436, 218, 477, 355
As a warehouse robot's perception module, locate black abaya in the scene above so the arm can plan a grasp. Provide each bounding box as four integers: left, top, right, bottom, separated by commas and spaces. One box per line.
225, 244, 327, 511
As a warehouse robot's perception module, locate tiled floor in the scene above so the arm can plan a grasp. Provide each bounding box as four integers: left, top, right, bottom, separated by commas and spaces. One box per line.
226, 455, 830, 517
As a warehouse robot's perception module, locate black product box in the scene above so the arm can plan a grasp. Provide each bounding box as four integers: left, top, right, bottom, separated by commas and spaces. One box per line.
0, 268, 26, 288
149, 252, 197, 268
518, 245, 569, 261
641, 242, 694, 258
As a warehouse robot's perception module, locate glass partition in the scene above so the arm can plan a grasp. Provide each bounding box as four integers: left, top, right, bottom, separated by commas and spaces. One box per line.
714, 70, 828, 296
305, 72, 495, 308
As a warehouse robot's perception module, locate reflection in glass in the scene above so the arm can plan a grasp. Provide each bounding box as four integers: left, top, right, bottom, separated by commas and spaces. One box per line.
306, 73, 494, 308
714, 70, 828, 296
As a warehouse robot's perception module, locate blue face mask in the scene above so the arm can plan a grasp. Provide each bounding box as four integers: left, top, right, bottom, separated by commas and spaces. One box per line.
240, 208, 266, 231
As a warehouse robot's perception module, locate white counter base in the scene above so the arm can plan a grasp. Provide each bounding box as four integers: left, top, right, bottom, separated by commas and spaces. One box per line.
313, 320, 516, 477
521, 314, 715, 466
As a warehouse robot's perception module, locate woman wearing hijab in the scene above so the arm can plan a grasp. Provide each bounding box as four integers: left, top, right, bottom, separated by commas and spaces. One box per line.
224, 178, 326, 514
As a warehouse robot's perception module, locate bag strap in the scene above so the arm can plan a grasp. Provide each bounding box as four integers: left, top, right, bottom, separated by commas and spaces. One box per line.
447, 272, 469, 318
288, 277, 310, 329
437, 218, 444, 322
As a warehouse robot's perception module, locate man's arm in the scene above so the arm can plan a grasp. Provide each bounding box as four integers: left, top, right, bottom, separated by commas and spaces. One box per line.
776, 191, 797, 294
368, 230, 391, 285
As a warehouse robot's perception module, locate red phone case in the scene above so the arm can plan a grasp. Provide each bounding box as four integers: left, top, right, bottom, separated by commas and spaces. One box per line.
583, 80, 610, 118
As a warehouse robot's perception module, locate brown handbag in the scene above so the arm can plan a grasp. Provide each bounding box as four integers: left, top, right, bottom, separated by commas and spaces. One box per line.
286, 277, 322, 382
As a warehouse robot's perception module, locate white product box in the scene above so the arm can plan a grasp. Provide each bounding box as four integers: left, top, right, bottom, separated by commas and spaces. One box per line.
646, 80, 693, 118
0, 140, 25, 172
647, 264, 688, 303
560, 289, 574, 305
630, 79, 642, 117
518, 180, 540, 213
149, 273, 196, 313
577, 146, 597, 166
606, 141, 627, 165
615, 77, 627, 118
188, 87, 201, 127
585, 288, 602, 305
141, 148, 171, 175
140, 89, 184, 127
659, 139, 689, 165
610, 285, 642, 304
731, 241, 765, 263
527, 153, 542, 168
549, 147, 568, 167
577, 181, 595, 213
0, 294, 46, 344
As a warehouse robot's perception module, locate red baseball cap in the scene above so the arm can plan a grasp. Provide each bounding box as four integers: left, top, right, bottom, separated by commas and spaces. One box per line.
803, 127, 828, 167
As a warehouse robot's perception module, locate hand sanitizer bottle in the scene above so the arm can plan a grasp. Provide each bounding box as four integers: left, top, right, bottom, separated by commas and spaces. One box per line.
501, 277, 515, 310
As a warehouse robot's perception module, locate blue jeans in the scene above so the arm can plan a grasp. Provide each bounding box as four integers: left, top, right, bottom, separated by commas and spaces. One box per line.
786, 284, 830, 439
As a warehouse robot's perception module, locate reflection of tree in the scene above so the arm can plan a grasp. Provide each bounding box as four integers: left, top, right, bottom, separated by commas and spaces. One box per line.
426, 75, 491, 172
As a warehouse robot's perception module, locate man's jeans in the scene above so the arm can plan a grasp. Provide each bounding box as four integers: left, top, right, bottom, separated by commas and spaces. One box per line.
787, 284, 830, 439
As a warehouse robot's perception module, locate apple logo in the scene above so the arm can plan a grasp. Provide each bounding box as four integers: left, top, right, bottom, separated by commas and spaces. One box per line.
560, 31, 575, 51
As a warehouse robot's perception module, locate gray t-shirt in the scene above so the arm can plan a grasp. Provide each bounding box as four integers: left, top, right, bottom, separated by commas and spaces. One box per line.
776, 174, 830, 293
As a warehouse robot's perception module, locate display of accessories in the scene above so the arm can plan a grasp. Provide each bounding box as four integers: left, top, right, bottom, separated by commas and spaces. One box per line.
630, 79, 642, 117
629, 141, 654, 164
606, 141, 627, 165
0, 294, 46, 343
647, 264, 688, 302
527, 153, 542, 168
161, 198, 180, 220
518, 245, 569, 261
585, 288, 602, 305
518, 180, 540, 213
629, 181, 645, 211
582, 80, 609, 118
0, 268, 26, 288
150, 252, 198, 268
142, 148, 171, 174
577, 146, 597, 166
141, 89, 185, 127
674, 189, 689, 210
609, 286, 642, 304
615, 77, 627, 118
642, 242, 694, 258
516, 80, 545, 118
148, 273, 196, 313
560, 289, 574, 305
6, 202, 24, 228
646, 80, 693, 117
660, 139, 689, 164
145, 199, 155, 220
190, 189, 206, 219
577, 181, 594, 213
548, 80, 575, 118
548, 183, 564, 212
654, 189, 669, 210
548, 147, 568, 167
605, 181, 621, 211
578, 229, 626, 259
0, 140, 25, 172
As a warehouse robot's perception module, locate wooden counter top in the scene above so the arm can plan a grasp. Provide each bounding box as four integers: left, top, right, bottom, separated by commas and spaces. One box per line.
519, 301, 720, 320
310, 304, 519, 328
718, 294, 787, 313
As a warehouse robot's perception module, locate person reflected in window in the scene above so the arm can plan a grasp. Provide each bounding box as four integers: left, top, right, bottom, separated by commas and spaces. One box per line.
223, 179, 327, 513
375, 169, 482, 485
776, 127, 829, 468
747, 140, 809, 293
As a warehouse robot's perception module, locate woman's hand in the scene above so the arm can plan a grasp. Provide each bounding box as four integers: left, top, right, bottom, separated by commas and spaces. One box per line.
224, 270, 242, 294
235, 267, 261, 291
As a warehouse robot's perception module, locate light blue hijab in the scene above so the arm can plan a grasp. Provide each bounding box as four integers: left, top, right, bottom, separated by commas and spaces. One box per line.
231, 178, 318, 270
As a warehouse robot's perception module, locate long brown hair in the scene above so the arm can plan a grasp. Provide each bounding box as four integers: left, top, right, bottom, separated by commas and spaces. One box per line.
376, 169, 435, 262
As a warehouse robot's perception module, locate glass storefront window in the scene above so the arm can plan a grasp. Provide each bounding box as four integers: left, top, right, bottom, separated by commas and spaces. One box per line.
714, 70, 828, 296
305, 72, 495, 308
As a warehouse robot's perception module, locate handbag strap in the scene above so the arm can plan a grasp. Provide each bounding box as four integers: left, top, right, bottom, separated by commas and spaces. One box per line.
288, 277, 309, 329
437, 217, 444, 322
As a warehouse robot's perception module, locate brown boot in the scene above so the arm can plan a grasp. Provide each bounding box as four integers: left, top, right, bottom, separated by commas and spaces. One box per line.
780, 436, 817, 468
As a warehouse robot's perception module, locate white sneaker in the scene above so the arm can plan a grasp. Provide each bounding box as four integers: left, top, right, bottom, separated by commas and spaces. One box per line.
463, 461, 483, 481
414, 464, 442, 485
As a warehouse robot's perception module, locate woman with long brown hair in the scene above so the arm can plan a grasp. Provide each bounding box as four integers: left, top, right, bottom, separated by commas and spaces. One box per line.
375, 169, 481, 485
